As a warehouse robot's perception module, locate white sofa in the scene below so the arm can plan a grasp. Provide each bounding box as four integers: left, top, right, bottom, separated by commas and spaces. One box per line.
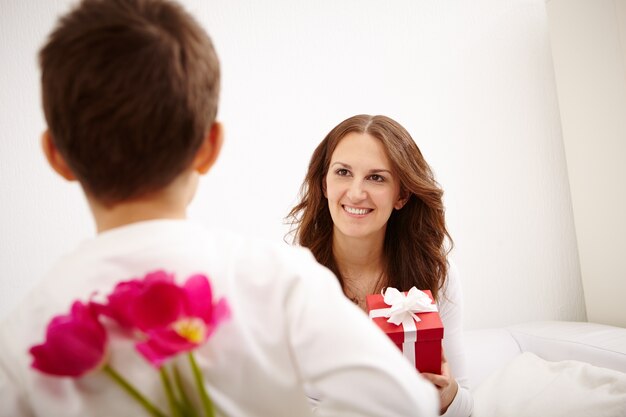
465, 321, 626, 387
464, 321, 626, 416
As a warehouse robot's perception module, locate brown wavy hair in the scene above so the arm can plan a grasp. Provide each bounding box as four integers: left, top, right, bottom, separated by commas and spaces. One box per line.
286, 114, 452, 300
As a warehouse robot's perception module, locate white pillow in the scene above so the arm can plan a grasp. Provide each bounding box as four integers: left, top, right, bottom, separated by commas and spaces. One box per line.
472, 352, 626, 417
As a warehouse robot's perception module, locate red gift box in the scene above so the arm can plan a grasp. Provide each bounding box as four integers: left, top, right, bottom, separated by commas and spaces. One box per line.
366, 288, 443, 374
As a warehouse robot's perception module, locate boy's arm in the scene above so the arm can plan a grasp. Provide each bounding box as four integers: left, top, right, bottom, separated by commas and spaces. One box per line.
0, 368, 32, 417
285, 250, 439, 417
0, 327, 34, 417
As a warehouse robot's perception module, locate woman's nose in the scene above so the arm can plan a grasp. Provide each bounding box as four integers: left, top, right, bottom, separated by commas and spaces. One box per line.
347, 180, 366, 201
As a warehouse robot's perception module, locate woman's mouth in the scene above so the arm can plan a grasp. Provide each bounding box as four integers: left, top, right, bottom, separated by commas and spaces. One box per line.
343, 205, 373, 215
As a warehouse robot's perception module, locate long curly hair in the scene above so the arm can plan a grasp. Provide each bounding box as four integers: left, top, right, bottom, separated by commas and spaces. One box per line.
286, 114, 452, 300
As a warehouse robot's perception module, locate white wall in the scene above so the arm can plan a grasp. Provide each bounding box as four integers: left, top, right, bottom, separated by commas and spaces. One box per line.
0, 0, 586, 328
547, 0, 626, 327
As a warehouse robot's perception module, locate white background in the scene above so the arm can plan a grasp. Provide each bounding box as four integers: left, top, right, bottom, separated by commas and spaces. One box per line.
0, 0, 589, 328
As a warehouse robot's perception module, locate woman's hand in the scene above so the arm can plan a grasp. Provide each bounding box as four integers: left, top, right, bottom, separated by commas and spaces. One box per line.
421, 352, 458, 415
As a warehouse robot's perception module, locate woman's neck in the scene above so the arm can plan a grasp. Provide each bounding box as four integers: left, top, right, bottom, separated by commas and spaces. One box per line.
333, 234, 383, 275
332, 231, 386, 308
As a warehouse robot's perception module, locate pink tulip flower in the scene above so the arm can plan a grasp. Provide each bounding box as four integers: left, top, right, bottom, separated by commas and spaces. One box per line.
30, 301, 107, 377
100, 271, 230, 368
95, 270, 179, 329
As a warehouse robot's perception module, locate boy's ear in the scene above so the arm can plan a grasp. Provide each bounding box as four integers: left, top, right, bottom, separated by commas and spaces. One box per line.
41, 130, 76, 181
194, 122, 224, 175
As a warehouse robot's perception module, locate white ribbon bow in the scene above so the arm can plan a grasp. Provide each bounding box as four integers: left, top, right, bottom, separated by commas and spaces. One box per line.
382, 286, 438, 325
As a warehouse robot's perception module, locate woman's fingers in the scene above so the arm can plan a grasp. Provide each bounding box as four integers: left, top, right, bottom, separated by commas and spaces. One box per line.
421, 372, 449, 389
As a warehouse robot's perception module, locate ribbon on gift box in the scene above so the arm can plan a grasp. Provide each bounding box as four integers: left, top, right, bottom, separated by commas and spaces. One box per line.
368, 287, 438, 365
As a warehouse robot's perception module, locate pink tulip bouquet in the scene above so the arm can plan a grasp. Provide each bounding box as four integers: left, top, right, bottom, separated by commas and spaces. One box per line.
29, 270, 230, 417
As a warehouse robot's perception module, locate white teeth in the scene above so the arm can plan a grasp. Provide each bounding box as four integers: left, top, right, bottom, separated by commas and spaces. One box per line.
344, 206, 371, 215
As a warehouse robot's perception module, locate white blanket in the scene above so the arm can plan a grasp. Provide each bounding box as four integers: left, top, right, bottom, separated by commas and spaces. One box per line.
473, 352, 626, 417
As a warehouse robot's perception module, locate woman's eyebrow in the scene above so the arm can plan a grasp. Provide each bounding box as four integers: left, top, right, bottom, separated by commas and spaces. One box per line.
330, 162, 392, 174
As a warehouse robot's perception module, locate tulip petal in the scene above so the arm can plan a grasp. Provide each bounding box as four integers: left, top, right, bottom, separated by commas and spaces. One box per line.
182, 274, 213, 321
210, 298, 231, 327
131, 282, 184, 331
97, 280, 143, 328
135, 329, 195, 368
30, 302, 106, 377
143, 270, 175, 285
196, 298, 230, 343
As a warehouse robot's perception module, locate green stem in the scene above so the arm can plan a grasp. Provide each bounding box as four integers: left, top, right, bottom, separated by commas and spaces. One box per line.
103, 364, 168, 417
160, 366, 182, 417
188, 352, 215, 417
173, 364, 199, 417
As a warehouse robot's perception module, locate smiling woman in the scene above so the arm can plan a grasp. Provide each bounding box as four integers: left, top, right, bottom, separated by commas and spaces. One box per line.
287, 114, 473, 416
287, 115, 449, 304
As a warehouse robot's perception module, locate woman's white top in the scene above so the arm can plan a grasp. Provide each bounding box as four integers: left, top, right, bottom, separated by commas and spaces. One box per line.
439, 262, 473, 417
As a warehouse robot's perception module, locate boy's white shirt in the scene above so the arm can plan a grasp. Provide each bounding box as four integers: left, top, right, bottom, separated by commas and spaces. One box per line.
0, 219, 438, 417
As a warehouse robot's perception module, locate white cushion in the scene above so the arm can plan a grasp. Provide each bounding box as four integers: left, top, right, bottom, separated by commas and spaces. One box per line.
472, 352, 626, 417
508, 321, 626, 373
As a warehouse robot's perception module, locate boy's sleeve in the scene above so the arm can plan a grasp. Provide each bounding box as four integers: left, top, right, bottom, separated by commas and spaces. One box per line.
0, 368, 33, 417
285, 249, 439, 417
0, 325, 34, 417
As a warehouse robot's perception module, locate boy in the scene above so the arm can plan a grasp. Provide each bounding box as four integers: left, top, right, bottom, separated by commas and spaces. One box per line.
0, 0, 438, 416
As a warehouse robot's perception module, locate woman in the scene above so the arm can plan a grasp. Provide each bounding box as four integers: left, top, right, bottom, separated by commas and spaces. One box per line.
287, 114, 473, 416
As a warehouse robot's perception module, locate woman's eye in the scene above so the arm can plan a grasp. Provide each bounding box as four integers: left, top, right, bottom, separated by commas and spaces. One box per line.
336, 168, 349, 176
369, 174, 384, 182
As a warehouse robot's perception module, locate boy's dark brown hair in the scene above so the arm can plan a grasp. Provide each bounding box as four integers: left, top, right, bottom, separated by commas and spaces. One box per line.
40, 0, 220, 205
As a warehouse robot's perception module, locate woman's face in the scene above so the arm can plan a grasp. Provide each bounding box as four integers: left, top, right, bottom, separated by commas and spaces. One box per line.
325, 132, 404, 243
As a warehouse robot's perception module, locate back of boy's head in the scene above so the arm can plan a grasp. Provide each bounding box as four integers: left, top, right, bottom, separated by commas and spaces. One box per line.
40, 0, 220, 205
